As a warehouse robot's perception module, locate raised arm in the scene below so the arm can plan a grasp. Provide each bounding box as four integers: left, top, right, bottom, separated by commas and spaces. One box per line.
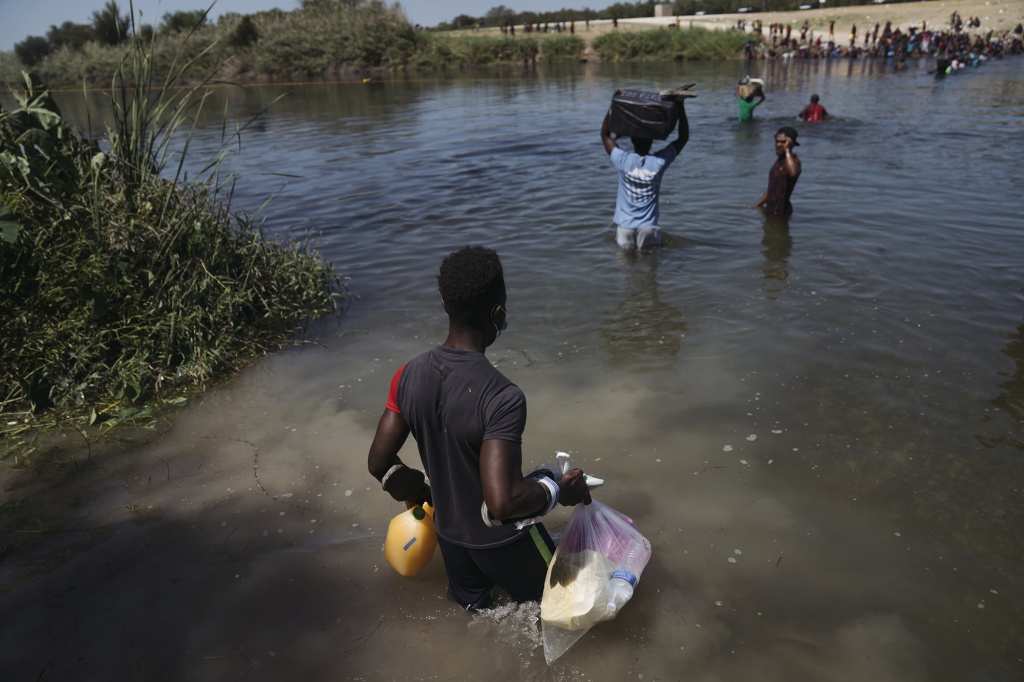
670, 101, 689, 154
782, 140, 801, 178
601, 109, 618, 156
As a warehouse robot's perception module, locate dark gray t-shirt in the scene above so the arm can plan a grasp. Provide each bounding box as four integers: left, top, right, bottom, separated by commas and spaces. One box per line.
389, 345, 527, 548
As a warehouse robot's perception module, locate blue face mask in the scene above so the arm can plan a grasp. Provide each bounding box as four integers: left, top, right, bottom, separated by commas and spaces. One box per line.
493, 305, 508, 339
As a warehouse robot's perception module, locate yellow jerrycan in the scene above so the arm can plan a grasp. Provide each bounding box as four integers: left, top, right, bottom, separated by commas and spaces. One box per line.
384, 502, 437, 576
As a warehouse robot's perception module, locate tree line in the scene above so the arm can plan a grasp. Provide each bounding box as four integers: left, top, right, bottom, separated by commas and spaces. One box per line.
12, 1, 260, 68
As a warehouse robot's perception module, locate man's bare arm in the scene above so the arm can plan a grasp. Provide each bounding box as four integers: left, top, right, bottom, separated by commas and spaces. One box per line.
783, 145, 801, 178
480, 440, 590, 520
368, 409, 411, 481
367, 408, 430, 507
601, 109, 618, 156
670, 102, 689, 154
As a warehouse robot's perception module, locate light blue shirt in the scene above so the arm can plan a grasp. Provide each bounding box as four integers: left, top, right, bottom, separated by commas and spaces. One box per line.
610, 145, 678, 229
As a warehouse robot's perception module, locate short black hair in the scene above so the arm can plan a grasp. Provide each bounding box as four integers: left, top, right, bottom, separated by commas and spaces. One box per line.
438, 246, 505, 322
810, 93, 820, 103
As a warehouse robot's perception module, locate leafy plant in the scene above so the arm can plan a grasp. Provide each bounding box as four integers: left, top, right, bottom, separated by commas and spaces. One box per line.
0, 3, 343, 458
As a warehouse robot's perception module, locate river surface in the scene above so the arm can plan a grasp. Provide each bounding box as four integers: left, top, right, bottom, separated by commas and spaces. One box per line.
2, 58, 1023, 681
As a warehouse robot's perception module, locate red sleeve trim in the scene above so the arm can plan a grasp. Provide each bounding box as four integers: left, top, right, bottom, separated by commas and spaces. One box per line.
385, 364, 407, 414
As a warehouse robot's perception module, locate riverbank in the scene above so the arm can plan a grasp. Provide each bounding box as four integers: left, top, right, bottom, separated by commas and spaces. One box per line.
467, 0, 1024, 61
627, 0, 1020, 34
5, 1, 1020, 88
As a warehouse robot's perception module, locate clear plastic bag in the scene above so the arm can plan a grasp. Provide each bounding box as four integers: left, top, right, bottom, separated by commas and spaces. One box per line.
540, 499, 652, 663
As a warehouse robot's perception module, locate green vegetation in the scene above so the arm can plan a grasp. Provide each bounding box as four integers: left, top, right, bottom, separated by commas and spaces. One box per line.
417, 36, 540, 68
0, 18, 342, 457
2, 1, 430, 86
538, 35, 587, 62
1, 1, 757, 88
240, 0, 424, 76
594, 26, 751, 61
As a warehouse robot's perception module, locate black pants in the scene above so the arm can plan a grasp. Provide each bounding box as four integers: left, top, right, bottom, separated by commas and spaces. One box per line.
438, 524, 555, 611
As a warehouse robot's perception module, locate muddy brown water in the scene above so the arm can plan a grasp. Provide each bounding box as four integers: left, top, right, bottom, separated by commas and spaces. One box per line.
2, 58, 1023, 681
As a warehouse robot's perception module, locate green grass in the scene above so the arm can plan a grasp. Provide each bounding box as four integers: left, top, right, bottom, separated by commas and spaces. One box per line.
593, 26, 751, 61
0, 17, 342, 459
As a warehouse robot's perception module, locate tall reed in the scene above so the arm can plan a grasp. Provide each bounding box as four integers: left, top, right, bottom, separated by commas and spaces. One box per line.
0, 8, 342, 458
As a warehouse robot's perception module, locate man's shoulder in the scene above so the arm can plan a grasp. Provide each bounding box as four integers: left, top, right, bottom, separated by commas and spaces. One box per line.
610, 146, 631, 162
405, 346, 440, 367
610, 146, 641, 170
655, 144, 678, 163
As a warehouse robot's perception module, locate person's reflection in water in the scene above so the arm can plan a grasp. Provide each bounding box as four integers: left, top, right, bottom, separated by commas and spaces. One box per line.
600, 248, 688, 373
760, 214, 792, 297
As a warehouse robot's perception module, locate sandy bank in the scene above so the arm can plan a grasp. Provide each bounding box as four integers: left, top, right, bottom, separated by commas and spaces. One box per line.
488, 0, 1024, 53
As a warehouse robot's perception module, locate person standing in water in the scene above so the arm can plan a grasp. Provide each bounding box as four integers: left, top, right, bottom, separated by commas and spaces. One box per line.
600, 89, 692, 249
367, 245, 592, 611
797, 94, 829, 121
735, 76, 765, 121
755, 127, 802, 216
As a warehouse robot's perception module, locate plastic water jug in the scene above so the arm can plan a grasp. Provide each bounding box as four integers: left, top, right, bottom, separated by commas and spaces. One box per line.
384, 503, 437, 576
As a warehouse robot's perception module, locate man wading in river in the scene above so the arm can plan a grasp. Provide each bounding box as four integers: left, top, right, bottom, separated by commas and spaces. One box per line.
601, 87, 692, 250
755, 126, 802, 217
367, 245, 592, 610
797, 94, 829, 122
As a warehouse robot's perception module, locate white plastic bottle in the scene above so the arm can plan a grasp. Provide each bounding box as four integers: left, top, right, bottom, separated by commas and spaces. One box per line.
607, 572, 635, 614
607, 538, 651, 614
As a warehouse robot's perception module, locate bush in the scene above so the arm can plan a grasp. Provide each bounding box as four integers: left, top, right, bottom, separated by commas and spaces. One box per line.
46, 21, 94, 51
229, 16, 260, 49
594, 26, 749, 61
433, 35, 539, 64
91, 1, 131, 47
160, 9, 209, 35
539, 35, 586, 62
242, 0, 425, 73
1, 25, 342, 454
13, 36, 51, 68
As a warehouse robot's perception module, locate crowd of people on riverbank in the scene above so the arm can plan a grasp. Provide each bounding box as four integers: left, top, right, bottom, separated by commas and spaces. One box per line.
499, 20, 586, 36
743, 13, 1023, 63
